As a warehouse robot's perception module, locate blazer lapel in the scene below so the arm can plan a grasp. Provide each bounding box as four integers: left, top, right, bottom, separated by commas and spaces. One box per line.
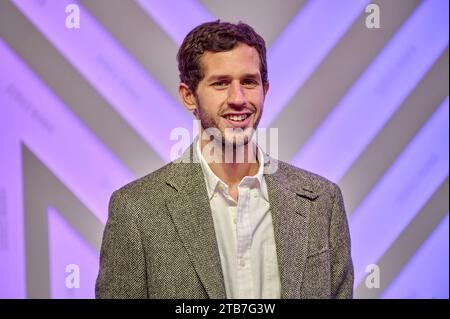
264, 157, 318, 299
164, 144, 226, 299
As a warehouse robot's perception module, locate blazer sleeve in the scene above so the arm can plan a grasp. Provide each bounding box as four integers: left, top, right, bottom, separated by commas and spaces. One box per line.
95, 190, 148, 298
329, 183, 354, 299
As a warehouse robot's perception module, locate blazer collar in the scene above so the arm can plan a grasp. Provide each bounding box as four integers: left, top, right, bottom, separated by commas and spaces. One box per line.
263, 155, 318, 298
164, 143, 226, 298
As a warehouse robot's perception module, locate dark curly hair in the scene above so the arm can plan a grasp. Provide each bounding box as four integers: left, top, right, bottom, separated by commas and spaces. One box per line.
177, 20, 268, 94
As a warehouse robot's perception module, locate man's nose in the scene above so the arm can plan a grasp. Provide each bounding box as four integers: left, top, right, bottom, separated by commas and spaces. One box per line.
227, 82, 246, 107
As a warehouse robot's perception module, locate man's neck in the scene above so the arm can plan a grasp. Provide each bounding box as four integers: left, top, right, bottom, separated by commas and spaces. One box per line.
199, 137, 260, 187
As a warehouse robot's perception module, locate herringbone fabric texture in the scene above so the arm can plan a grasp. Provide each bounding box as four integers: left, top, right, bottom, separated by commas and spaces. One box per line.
95, 143, 354, 299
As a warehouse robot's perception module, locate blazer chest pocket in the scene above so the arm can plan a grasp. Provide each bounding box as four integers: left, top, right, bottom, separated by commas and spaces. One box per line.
301, 247, 331, 298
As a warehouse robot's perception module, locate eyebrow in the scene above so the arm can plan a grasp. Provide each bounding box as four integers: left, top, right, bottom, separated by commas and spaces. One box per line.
206, 73, 261, 82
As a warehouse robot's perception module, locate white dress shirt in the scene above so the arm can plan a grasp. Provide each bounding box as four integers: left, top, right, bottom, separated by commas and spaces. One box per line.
195, 139, 281, 299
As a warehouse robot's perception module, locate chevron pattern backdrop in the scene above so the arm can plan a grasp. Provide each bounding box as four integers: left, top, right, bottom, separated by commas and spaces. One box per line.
0, 0, 448, 299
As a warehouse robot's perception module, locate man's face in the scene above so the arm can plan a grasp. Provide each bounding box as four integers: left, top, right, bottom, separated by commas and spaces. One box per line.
193, 43, 269, 147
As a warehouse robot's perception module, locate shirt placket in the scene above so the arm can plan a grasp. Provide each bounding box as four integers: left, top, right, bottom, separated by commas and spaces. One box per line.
235, 183, 254, 298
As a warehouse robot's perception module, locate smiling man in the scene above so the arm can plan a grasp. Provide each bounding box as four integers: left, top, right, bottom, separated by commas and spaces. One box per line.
95, 20, 354, 299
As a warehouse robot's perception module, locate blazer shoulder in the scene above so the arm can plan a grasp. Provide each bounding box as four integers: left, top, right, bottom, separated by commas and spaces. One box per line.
111, 161, 176, 203
276, 160, 339, 195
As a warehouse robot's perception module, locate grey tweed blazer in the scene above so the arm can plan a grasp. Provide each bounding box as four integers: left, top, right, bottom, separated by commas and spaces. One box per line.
95, 143, 354, 299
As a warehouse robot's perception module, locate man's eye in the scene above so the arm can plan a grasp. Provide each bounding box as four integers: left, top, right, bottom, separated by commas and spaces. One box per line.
213, 81, 227, 87
242, 79, 257, 86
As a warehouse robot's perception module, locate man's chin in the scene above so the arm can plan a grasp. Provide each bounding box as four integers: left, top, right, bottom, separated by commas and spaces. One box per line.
201, 125, 257, 148
222, 134, 252, 149
223, 126, 256, 141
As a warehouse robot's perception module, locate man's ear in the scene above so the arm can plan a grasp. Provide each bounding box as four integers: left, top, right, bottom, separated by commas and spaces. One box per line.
179, 83, 198, 114
263, 82, 270, 98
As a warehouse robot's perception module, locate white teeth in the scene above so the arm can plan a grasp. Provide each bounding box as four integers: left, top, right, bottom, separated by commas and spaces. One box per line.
225, 114, 248, 121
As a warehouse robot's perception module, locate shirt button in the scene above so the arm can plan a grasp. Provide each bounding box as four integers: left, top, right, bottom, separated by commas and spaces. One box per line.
253, 192, 258, 198
239, 259, 246, 267
233, 217, 237, 224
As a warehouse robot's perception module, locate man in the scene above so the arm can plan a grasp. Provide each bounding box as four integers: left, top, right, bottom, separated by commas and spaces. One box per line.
96, 20, 353, 299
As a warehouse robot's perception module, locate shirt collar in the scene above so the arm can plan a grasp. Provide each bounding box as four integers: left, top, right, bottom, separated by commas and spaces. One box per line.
195, 137, 268, 201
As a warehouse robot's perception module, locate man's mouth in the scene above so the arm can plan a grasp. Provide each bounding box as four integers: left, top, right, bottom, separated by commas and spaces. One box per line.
222, 113, 253, 128
224, 114, 249, 121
